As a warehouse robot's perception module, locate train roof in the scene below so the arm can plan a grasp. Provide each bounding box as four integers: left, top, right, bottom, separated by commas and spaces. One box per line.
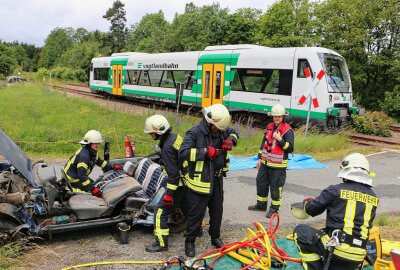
91, 45, 344, 69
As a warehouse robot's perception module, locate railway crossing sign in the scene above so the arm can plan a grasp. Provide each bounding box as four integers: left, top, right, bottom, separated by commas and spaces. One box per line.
300, 68, 326, 138
299, 68, 326, 108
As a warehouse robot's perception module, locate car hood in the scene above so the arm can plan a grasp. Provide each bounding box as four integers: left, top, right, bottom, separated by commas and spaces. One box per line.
0, 129, 33, 185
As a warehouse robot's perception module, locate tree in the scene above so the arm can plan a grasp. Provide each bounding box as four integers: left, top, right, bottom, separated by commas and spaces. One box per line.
125, 11, 169, 53
315, 0, 400, 109
255, 0, 317, 47
0, 41, 18, 77
224, 8, 262, 44
38, 28, 73, 68
103, 0, 128, 53
167, 3, 230, 51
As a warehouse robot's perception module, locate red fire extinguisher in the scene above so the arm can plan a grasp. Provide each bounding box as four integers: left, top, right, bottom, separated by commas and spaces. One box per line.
125, 136, 133, 158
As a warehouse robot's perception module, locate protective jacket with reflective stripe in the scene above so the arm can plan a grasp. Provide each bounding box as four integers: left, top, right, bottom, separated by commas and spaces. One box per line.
258, 122, 294, 168
63, 145, 111, 191
305, 181, 378, 240
159, 132, 183, 196
179, 120, 238, 195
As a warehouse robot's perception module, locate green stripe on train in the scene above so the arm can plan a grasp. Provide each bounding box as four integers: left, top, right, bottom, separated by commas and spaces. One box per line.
90, 86, 327, 119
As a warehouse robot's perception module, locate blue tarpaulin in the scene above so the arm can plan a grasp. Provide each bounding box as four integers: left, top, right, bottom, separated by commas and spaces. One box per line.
229, 154, 327, 171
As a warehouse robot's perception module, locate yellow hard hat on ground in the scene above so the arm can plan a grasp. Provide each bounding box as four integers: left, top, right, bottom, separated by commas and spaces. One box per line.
290, 202, 310, 220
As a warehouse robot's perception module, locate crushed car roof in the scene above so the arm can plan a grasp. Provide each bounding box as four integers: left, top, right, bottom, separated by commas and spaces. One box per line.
0, 129, 33, 185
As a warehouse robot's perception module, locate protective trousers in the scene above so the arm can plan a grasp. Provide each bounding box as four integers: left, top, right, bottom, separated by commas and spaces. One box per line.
153, 186, 188, 247
255, 163, 286, 211
185, 175, 223, 243
293, 224, 360, 270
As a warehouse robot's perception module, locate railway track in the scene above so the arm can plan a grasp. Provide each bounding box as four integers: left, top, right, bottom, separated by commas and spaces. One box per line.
347, 126, 400, 148
43, 84, 99, 98
390, 125, 400, 133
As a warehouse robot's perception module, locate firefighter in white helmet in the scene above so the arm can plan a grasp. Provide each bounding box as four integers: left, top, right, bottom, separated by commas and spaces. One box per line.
292, 153, 378, 270
179, 104, 239, 257
144, 115, 189, 253
248, 104, 294, 218
63, 130, 121, 197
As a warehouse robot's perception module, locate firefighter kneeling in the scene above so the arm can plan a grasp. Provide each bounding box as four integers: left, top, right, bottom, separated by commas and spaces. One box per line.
292, 153, 378, 270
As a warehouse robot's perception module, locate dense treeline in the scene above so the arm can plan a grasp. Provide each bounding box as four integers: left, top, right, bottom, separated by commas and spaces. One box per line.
0, 0, 398, 116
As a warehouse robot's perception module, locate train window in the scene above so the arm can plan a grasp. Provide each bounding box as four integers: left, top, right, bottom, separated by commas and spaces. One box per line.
94, 68, 109, 81
160, 71, 176, 88
265, 70, 279, 94
148, 70, 164, 86
279, 70, 293, 96
231, 68, 292, 96
126, 70, 140, 85
297, 59, 313, 78
173, 70, 194, 90
137, 71, 150, 86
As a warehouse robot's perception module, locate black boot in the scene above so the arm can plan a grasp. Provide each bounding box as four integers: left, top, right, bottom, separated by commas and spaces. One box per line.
185, 241, 195, 257
145, 240, 168, 253
211, 238, 225, 248
248, 203, 267, 211
266, 207, 278, 218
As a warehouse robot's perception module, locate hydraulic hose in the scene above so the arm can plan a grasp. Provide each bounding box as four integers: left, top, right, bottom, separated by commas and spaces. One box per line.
62, 214, 302, 270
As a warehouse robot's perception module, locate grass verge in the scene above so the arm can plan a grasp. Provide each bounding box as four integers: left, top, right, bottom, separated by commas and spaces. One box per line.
0, 83, 373, 160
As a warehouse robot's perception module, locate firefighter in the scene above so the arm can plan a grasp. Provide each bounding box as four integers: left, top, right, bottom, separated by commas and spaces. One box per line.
63, 130, 122, 197
291, 153, 378, 270
179, 104, 239, 257
144, 115, 187, 253
248, 104, 294, 218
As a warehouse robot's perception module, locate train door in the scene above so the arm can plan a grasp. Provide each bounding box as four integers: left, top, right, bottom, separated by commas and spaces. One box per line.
112, 65, 123, 95
201, 64, 224, 107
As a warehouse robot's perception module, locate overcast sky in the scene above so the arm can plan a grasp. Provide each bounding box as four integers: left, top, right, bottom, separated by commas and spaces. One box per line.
0, 0, 278, 47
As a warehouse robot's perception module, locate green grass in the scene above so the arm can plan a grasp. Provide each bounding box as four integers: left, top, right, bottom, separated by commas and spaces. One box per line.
0, 83, 372, 160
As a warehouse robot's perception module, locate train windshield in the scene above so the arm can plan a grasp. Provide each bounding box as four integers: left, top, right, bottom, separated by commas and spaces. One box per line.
318, 53, 351, 93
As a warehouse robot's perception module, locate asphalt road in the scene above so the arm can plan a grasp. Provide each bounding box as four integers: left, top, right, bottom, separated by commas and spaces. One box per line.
223, 150, 400, 229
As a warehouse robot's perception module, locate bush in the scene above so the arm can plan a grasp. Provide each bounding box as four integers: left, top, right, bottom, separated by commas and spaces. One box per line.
51, 66, 67, 79
35, 68, 50, 81
74, 68, 88, 82
352, 111, 394, 137
381, 88, 400, 121
61, 67, 75, 80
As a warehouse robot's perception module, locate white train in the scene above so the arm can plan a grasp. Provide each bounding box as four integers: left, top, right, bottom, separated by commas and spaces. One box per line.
90, 44, 360, 127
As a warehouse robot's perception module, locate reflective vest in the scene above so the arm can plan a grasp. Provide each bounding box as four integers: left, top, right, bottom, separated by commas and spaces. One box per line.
261, 122, 292, 168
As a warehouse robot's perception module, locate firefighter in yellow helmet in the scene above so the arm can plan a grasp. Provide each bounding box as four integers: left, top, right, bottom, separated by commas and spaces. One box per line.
248, 104, 294, 218
292, 153, 378, 270
143, 115, 187, 253
63, 130, 121, 197
179, 104, 239, 257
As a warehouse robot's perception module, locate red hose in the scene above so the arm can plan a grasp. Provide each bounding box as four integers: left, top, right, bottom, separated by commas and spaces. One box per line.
199, 214, 302, 268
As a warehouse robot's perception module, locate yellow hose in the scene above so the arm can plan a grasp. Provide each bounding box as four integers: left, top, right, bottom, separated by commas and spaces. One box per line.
62, 221, 301, 270
61, 260, 163, 270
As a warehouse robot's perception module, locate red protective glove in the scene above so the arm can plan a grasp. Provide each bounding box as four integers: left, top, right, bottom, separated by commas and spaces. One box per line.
91, 187, 102, 197
112, 164, 123, 170
222, 138, 233, 152
207, 146, 220, 159
163, 194, 173, 207
303, 197, 314, 203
